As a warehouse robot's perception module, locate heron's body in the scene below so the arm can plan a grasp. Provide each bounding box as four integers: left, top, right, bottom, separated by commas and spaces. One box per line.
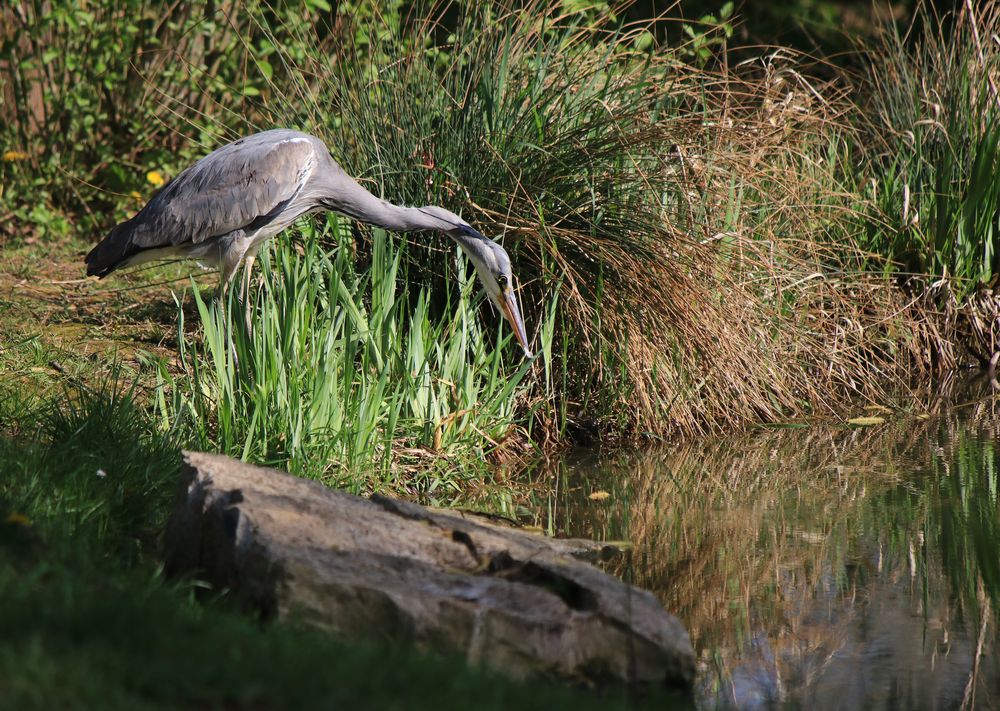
86, 129, 531, 355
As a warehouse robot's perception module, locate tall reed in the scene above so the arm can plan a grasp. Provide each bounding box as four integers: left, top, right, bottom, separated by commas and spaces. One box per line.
860, 1, 1000, 296
157, 217, 539, 500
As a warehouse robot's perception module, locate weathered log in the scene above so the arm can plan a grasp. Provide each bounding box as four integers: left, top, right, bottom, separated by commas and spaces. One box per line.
165, 451, 695, 689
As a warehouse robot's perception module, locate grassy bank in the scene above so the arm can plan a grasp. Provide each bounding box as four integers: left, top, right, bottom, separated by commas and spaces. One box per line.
0, 369, 688, 709
5, 1, 998, 455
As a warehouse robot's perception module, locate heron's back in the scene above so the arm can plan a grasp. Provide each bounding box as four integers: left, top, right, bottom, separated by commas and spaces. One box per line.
85, 130, 327, 277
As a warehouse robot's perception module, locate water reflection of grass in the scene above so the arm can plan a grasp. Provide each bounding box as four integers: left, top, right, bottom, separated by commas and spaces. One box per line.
532, 383, 1000, 707
934, 422, 1000, 609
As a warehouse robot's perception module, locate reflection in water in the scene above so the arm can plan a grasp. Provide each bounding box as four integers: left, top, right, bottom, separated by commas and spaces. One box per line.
526, 380, 1000, 709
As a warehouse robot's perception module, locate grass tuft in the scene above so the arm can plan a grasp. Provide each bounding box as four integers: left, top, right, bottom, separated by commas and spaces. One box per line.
859, 1, 1000, 296
158, 218, 539, 503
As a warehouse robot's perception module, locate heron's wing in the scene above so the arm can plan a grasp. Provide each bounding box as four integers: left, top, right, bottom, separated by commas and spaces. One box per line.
86, 131, 318, 277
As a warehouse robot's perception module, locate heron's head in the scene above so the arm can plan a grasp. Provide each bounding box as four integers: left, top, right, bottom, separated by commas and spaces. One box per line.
417, 207, 532, 357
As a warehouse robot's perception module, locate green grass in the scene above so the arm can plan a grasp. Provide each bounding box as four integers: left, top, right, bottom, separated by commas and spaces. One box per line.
1, 562, 667, 710
0, 0, 339, 243
860, 2, 1000, 295
293, 2, 687, 434
155, 217, 547, 504
0, 369, 687, 710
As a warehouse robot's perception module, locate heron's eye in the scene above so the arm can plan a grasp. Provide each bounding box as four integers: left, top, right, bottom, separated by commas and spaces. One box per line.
497, 274, 508, 288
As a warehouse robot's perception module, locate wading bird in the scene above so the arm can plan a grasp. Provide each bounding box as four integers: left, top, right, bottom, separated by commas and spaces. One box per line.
85, 129, 531, 356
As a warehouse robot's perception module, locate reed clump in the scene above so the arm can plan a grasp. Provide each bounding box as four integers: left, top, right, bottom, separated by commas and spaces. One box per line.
157, 222, 539, 502
854, 1, 1000, 369
263, 2, 940, 440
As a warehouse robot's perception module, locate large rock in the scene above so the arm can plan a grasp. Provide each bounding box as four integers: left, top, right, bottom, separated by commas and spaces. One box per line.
165, 451, 695, 689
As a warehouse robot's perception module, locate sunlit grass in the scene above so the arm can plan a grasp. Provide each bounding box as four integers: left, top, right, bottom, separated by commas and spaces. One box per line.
8, 0, 986, 440
156, 217, 542, 502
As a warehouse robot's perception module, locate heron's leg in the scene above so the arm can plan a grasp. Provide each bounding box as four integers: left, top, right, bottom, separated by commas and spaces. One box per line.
240, 254, 256, 332
213, 256, 245, 371
215, 259, 241, 303
213, 273, 226, 302
214, 236, 247, 304
240, 254, 256, 301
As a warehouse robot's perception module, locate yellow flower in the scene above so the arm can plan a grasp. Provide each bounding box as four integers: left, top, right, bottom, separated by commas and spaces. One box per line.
4, 512, 31, 526
146, 170, 165, 187
2, 150, 29, 162
129, 190, 143, 201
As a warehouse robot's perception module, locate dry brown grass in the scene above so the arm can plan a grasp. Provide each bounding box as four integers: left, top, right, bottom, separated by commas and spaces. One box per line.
492, 48, 941, 439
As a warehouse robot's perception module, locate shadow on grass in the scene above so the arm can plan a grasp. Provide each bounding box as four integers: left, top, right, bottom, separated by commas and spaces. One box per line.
0, 376, 687, 710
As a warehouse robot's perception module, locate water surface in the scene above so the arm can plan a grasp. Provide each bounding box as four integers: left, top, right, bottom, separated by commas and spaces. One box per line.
526, 379, 1000, 709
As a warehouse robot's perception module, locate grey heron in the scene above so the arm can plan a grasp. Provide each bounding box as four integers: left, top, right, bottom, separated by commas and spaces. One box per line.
85, 129, 532, 356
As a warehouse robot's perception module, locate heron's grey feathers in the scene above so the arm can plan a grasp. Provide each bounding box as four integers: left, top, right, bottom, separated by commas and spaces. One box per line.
85, 128, 532, 356
87, 129, 478, 277
86, 130, 322, 277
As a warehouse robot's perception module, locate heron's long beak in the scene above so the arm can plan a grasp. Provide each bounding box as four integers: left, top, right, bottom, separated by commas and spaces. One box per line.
499, 287, 532, 358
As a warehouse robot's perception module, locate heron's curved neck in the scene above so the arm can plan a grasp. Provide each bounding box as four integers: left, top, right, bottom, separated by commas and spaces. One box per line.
346, 197, 426, 232
321, 179, 445, 233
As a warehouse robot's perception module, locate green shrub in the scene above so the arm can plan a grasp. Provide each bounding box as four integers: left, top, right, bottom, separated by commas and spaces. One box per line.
0, 1, 331, 240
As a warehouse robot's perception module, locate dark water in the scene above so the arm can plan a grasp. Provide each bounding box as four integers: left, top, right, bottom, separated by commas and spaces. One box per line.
526, 379, 1000, 710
